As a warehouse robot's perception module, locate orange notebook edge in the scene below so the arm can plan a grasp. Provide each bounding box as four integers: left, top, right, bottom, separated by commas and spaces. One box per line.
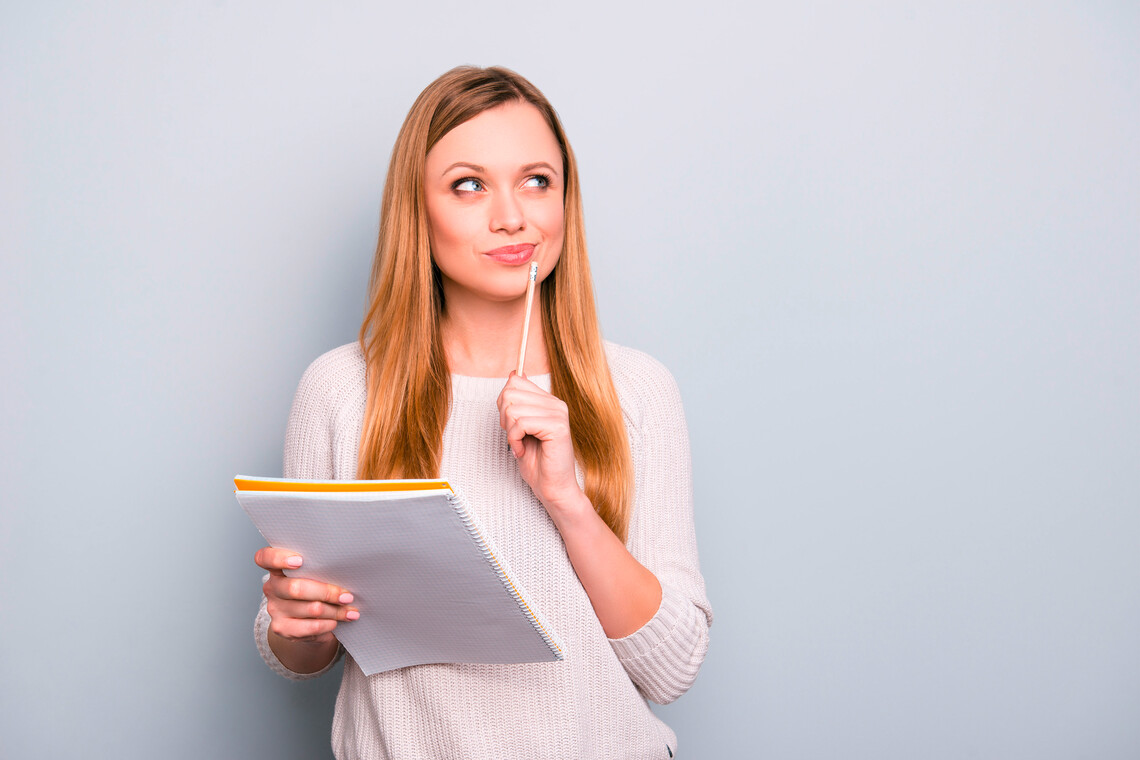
234, 476, 451, 493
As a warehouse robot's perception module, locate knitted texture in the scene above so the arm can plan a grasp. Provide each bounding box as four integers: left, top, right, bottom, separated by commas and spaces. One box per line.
255, 342, 712, 759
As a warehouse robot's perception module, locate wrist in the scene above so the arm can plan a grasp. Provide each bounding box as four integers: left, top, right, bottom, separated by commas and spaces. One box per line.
543, 488, 595, 528
267, 628, 339, 673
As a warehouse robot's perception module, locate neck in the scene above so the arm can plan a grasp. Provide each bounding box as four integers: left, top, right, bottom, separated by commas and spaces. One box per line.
441, 289, 549, 378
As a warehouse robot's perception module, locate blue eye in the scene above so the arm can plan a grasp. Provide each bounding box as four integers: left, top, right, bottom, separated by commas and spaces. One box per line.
523, 174, 550, 189
452, 178, 484, 192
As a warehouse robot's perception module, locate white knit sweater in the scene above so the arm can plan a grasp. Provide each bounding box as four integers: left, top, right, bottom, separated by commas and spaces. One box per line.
255, 342, 711, 759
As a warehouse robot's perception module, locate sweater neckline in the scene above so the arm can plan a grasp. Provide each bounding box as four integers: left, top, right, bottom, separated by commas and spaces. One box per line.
449, 372, 552, 401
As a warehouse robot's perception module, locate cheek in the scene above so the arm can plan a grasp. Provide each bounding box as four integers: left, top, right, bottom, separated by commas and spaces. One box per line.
535, 202, 565, 241
539, 205, 565, 274
427, 204, 476, 254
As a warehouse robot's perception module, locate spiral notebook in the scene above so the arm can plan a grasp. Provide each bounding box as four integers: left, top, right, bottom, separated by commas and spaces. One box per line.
235, 476, 563, 675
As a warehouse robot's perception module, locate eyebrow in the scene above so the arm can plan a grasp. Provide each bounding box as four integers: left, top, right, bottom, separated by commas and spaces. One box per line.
441, 162, 485, 176
522, 162, 560, 177
439, 161, 561, 178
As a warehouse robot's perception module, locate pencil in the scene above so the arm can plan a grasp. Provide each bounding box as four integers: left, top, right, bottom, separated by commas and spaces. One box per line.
516, 261, 539, 376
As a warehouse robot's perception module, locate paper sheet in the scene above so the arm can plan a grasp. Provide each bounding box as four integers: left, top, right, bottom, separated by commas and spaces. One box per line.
239, 487, 562, 675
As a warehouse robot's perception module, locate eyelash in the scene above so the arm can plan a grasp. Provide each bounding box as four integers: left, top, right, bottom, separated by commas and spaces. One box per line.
450, 174, 552, 193
452, 178, 484, 193
525, 173, 552, 189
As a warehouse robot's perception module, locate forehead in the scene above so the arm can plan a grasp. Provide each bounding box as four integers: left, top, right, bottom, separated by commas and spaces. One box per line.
426, 102, 561, 174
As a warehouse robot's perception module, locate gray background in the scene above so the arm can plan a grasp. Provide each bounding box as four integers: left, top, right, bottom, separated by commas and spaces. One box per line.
2, 2, 1137, 758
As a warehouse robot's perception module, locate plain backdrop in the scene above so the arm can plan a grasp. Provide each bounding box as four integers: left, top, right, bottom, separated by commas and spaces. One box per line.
2, 2, 1138, 758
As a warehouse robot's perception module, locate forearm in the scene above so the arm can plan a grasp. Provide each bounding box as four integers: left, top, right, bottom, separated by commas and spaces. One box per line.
267, 629, 341, 674
548, 491, 662, 638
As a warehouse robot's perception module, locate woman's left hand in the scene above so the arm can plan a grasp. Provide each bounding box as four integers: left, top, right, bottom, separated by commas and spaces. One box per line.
497, 372, 584, 514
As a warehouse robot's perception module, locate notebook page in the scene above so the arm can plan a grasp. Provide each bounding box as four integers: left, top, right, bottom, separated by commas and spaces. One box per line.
239, 488, 561, 675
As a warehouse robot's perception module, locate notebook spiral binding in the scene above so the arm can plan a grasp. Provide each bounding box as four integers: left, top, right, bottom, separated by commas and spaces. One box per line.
447, 489, 564, 661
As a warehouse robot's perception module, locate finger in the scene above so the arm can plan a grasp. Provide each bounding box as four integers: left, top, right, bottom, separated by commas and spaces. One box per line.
502, 417, 548, 459
497, 385, 521, 427
500, 378, 553, 406
498, 392, 566, 435
265, 574, 355, 605
500, 407, 553, 451
273, 597, 361, 623
506, 413, 568, 445
502, 397, 565, 424
268, 614, 340, 641
497, 374, 549, 414
254, 546, 304, 571
504, 418, 527, 459
501, 402, 558, 438
506, 370, 543, 391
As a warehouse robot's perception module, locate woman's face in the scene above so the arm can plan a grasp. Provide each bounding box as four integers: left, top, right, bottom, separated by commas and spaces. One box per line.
424, 101, 565, 307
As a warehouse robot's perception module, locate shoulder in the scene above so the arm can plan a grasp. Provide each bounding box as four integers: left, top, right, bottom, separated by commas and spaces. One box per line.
604, 341, 685, 430
289, 342, 367, 431
297, 342, 366, 391
284, 343, 367, 480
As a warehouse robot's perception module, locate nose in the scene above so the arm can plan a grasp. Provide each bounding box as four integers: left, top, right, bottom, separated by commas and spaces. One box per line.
489, 191, 526, 233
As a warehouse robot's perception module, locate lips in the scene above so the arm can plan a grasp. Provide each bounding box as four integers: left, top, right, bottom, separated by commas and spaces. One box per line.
483, 244, 535, 265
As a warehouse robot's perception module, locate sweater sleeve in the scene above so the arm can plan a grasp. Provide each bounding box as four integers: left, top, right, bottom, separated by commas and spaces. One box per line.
606, 348, 713, 704
253, 347, 359, 680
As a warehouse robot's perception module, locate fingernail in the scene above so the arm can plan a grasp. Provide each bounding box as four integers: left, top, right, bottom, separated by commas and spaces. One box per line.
338, 593, 354, 604
286, 555, 303, 567
346, 610, 360, 621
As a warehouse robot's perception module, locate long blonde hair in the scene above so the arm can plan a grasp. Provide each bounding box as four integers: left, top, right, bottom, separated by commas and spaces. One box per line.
358, 66, 634, 541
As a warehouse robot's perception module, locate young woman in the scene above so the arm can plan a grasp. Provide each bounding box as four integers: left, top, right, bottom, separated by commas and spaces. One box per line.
253, 66, 711, 759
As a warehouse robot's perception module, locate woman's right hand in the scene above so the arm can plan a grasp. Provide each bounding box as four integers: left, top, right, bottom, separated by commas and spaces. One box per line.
254, 546, 360, 645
